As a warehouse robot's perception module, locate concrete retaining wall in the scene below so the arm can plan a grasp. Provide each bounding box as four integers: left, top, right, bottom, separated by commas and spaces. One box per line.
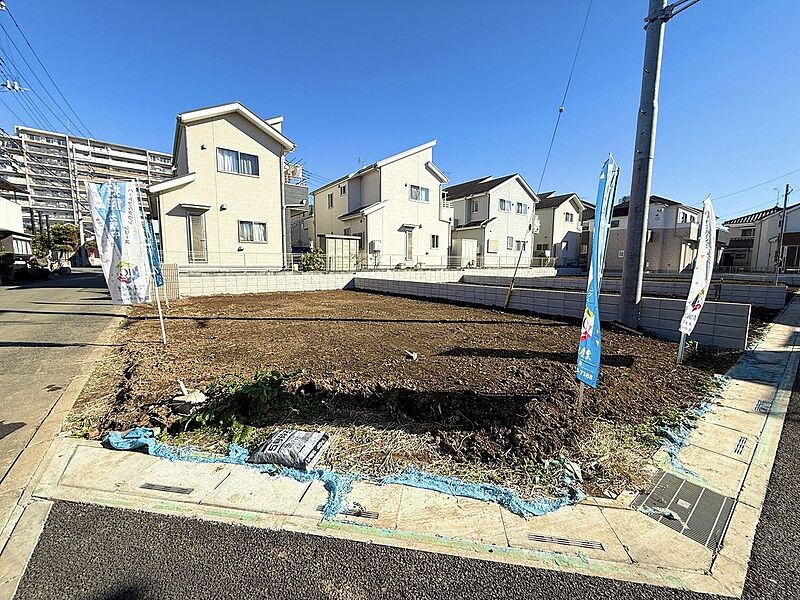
176, 266, 558, 297
352, 278, 751, 349
461, 274, 787, 310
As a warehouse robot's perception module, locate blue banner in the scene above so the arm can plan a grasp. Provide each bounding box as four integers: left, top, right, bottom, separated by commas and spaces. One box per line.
144, 218, 164, 287
577, 155, 620, 389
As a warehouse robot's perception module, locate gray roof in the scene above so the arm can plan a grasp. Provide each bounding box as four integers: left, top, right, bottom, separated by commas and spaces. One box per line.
536, 192, 578, 210
444, 174, 517, 200
338, 201, 382, 220
723, 205, 798, 226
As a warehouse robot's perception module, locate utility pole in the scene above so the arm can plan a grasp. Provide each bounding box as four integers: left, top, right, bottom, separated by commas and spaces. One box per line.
619, 0, 701, 328
775, 183, 793, 285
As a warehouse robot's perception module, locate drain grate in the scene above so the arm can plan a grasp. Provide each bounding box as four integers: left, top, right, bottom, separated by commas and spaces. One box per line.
316, 504, 380, 520
140, 482, 194, 495
754, 400, 772, 413
734, 436, 748, 455
527, 533, 604, 551
632, 470, 735, 551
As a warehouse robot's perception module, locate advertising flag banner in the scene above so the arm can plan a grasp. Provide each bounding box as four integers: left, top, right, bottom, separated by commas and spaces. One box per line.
144, 217, 164, 287
679, 196, 716, 335
576, 155, 620, 389
86, 180, 152, 304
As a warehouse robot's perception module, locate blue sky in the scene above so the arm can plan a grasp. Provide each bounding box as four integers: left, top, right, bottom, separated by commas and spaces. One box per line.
1, 0, 797, 220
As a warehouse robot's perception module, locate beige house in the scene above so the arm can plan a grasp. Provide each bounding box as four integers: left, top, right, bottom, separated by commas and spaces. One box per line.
312, 141, 451, 268
446, 174, 538, 267
533, 192, 584, 267
582, 195, 704, 273
148, 102, 295, 268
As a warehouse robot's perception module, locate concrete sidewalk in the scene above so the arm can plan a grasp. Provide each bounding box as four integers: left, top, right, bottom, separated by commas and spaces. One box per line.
3, 297, 799, 598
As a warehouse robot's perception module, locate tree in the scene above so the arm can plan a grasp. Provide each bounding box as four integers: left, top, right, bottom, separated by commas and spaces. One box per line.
50, 224, 79, 258
31, 232, 51, 259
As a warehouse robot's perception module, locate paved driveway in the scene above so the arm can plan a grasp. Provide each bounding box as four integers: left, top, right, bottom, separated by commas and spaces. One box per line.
0, 268, 124, 483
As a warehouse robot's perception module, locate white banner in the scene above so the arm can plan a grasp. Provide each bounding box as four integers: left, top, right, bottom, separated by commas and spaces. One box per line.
680, 196, 716, 335
86, 180, 152, 304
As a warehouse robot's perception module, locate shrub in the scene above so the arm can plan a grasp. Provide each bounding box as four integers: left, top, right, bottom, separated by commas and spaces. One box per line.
299, 248, 325, 271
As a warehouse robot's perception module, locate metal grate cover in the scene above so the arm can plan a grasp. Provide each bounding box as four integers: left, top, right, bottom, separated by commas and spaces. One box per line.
527, 533, 604, 551
734, 436, 748, 455
632, 470, 735, 551
140, 482, 194, 495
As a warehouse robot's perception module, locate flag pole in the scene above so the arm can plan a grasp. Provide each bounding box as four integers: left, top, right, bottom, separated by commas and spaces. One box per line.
152, 272, 167, 345
676, 332, 687, 364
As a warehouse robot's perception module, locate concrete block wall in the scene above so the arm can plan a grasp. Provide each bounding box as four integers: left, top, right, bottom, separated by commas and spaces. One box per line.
176, 266, 558, 297
352, 278, 750, 349
461, 274, 787, 310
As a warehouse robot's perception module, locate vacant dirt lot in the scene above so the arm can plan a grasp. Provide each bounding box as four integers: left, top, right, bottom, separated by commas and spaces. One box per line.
74, 289, 737, 496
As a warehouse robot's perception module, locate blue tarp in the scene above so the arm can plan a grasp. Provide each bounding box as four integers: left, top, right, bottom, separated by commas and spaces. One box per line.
103, 428, 576, 519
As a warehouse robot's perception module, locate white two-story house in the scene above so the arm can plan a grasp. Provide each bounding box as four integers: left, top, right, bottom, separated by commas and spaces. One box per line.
147, 102, 295, 269
722, 203, 800, 272
533, 192, 585, 267
446, 174, 539, 267
311, 141, 451, 268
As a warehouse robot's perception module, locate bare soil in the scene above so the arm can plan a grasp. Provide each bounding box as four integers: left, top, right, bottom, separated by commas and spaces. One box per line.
73, 289, 740, 496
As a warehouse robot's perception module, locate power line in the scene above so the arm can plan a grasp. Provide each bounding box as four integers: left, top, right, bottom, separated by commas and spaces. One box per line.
0, 13, 90, 137
537, 0, 593, 191
3, 4, 94, 138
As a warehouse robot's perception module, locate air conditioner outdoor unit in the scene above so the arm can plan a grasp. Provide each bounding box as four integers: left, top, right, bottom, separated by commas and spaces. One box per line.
369, 239, 382, 252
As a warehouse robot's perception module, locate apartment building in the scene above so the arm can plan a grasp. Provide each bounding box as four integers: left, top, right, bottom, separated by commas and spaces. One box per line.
533, 191, 584, 267
582, 195, 705, 273
312, 141, 451, 268
721, 204, 800, 271
446, 174, 538, 267
0, 126, 173, 238
147, 102, 295, 269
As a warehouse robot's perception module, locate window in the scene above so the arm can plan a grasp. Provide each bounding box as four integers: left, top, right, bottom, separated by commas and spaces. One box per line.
339, 184, 347, 195
217, 148, 239, 173
405, 230, 414, 261
327, 193, 334, 209
471, 200, 479, 213
430, 234, 440, 249
680, 212, 688, 223
690, 215, 696, 223
741, 228, 755, 238
610, 220, 620, 228
487, 239, 499, 253
187, 211, 207, 263
564, 213, 574, 223
618, 250, 624, 258
216, 148, 260, 176
506, 236, 514, 250
239, 153, 259, 176
499, 199, 512, 212
453, 218, 460, 227
580, 244, 589, 255
343, 227, 352, 237
515, 240, 526, 251
562, 241, 569, 252
409, 185, 430, 203
516, 202, 528, 215
536, 243, 547, 251
238, 220, 267, 243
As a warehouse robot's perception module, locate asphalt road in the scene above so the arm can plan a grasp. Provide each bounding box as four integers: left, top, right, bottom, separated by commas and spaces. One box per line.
0, 268, 123, 483
13, 359, 800, 600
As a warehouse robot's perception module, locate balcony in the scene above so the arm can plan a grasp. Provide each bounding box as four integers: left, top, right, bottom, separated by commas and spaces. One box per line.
675, 221, 699, 240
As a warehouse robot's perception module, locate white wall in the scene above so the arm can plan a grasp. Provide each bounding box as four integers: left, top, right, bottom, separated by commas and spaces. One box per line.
156, 112, 285, 267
